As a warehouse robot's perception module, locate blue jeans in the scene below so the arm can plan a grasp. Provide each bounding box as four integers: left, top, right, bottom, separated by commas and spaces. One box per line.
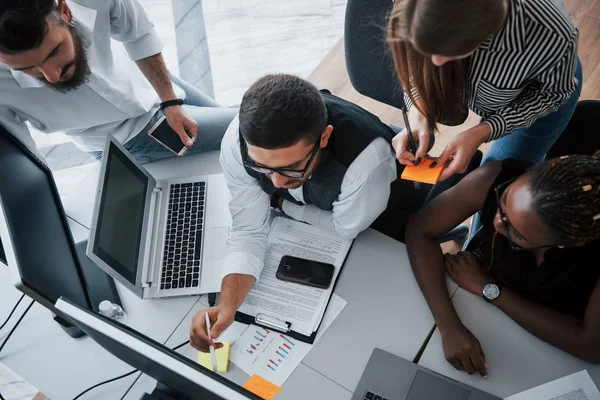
482, 57, 583, 164
90, 75, 238, 164
466, 56, 583, 247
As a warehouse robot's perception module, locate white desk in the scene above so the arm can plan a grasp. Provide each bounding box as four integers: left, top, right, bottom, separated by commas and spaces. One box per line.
121, 229, 457, 398
60, 152, 450, 398
418, 287, 600, 398
2, 150, 452, 399
123, 300, 354, 399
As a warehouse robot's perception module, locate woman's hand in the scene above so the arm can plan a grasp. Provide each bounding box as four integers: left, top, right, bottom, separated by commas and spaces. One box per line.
392, 106, 430, 166
443, 252, 493, 297
435, 123, 491, 181
440, 323, 488, 377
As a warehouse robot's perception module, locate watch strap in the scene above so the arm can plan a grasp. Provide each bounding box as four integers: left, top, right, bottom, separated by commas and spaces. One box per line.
160, 99, 185, 110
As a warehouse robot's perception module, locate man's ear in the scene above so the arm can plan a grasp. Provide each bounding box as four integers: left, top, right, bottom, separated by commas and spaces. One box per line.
57, 0, 74, 25
320, 125, 333, 148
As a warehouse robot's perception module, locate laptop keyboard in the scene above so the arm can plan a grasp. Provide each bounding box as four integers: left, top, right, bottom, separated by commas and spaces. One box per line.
364, 391, 388, 400
160, 182, 206, 290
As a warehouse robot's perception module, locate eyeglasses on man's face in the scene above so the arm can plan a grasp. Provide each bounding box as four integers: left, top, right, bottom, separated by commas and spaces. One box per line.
241, 134, 321, 179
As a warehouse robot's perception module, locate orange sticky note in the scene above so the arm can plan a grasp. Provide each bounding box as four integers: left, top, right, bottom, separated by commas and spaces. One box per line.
242, 374, 282, 399
401, 159, 444, 184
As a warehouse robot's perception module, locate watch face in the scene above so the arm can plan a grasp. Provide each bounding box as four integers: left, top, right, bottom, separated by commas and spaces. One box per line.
483, 284, 500, 300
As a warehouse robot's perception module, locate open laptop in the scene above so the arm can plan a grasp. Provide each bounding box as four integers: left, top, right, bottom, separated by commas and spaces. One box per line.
87, 135, 232, 299
352, 349, 501, 400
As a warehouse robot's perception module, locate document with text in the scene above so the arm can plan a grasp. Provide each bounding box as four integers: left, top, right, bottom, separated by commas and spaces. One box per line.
237, 217, 352, 338
505, 370, 600, 400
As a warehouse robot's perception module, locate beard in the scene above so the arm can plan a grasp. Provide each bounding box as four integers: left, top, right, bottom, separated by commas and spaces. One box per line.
283, 179, 304, 189
40, 25, 91, 93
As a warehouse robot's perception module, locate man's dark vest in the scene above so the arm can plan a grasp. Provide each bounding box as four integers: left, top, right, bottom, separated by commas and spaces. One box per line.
240, 90, 401, 211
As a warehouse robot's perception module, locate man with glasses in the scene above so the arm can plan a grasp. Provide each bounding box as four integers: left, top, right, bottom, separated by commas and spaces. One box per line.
189, 74, 417, 350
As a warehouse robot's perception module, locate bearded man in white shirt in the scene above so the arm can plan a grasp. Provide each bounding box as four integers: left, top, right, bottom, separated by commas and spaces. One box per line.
0, 0, 237, 163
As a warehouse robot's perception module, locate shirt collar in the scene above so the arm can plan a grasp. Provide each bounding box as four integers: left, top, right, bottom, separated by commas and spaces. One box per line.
478, 0, 525, 53
9, 1, 96, 89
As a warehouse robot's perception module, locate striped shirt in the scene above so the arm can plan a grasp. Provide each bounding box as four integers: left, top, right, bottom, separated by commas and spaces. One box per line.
406, 0, 579, 142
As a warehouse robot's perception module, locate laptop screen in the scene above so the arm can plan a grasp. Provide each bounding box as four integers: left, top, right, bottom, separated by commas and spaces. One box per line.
92, 141, 149, 284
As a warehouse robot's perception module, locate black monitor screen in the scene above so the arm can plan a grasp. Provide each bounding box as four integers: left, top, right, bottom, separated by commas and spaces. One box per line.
93, 142, 148, 284
0, 127, 90, 309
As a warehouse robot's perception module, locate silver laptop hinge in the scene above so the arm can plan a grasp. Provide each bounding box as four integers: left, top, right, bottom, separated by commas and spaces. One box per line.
142, 187, 164, 287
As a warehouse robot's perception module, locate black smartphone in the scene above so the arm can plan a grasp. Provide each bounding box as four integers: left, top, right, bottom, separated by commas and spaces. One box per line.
276, 255, 335, 289
147, 115, 194, 156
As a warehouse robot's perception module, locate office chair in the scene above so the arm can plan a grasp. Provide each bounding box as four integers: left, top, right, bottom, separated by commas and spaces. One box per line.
344, 0, 469, 242
547, 100, 600, 158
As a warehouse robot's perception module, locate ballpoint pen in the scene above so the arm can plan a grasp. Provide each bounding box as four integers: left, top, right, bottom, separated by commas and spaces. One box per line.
205, 313, 218, 372
401, 107, 420, 167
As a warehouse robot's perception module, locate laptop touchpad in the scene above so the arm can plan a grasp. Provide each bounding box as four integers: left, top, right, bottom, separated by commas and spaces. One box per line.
408, 371, 470, 400
206, 227, 228, 261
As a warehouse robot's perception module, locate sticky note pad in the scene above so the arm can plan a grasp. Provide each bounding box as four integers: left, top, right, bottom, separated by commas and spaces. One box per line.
242, 375, 282, 399
401, 159, 444, 184
197, 342, 230, 372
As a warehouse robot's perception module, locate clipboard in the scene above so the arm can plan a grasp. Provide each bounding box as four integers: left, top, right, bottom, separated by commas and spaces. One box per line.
233, 240, 354, 344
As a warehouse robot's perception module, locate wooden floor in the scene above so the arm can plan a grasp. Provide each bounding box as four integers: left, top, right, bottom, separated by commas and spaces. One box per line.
308, 0, 600, 157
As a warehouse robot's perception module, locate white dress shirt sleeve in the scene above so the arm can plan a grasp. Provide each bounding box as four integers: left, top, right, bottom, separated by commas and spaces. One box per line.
219, 117, 271, 283
109, 0, 163, 61
0, 106, 45, 162
282, 137, 396, 240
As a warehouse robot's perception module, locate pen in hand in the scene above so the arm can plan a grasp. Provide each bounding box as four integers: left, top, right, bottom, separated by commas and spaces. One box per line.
205, 312, 218, 372
401, 108, 420, 167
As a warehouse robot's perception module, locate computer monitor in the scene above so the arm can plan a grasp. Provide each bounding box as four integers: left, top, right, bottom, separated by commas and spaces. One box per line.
0, 125, 121, 337
55, 297, 261, 400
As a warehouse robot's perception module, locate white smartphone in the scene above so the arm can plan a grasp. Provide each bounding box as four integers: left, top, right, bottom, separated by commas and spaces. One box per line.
147, 115, 194, 156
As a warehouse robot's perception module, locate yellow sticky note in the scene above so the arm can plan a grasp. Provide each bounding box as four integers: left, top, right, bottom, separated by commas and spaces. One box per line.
197, 342, 230, 372
401, 159, 444, 185
242, 375, 282, 399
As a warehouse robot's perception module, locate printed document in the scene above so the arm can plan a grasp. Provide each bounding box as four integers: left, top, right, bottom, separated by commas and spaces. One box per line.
237, 217, 352, 337
505, 370, 600, 400
224, 294, 347, 386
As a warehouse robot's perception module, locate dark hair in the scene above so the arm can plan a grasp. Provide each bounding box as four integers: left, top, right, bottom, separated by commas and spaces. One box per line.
529, 153, 600, 245
387, 0, 506, 131
239, 74, 327, 149
0, 0, 58, 54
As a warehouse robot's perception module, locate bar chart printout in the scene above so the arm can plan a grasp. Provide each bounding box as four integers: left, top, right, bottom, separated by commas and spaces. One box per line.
230, 325, 311, 386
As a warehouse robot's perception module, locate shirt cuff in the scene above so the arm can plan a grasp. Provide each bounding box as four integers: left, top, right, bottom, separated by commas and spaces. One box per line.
481, 114, 507, 142
124, 26, 163, 61
221, 251, 264, 283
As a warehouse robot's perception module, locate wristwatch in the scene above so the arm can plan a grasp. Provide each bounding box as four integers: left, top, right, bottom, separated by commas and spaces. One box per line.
482, 283, 500, 303
270, 192, 283, 213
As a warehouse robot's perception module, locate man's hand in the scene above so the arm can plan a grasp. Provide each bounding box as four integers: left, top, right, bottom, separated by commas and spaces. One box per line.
189, 304, 235, 352
164, 105, 197, 148
435, 123, 490, 181
443, 251, 493, 296
392, 106, 430, 166
441, 323, 488, 377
